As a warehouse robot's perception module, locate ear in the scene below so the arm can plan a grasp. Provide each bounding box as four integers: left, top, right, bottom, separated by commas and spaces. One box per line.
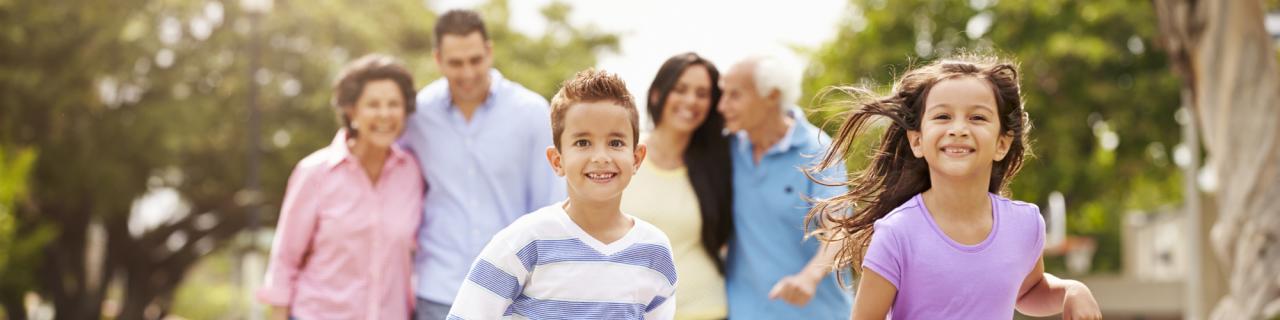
994, 132, 1014, 161
766, 88, 782, 106
632, 143, 648, 173
432, 49, 442, 65
907, 130, 925, 158
545, 146, 565, 177
484, 40, 494, 54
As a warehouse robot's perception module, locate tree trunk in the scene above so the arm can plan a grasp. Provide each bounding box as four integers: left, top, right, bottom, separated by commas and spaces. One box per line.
2, 290, 28, 320
1153, 0, 1280, 319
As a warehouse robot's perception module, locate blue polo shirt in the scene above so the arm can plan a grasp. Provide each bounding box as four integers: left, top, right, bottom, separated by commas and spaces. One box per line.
725, 107, 852, 320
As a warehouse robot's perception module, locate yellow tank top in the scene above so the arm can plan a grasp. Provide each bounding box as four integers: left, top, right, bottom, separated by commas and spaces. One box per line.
621, 160, 728, 320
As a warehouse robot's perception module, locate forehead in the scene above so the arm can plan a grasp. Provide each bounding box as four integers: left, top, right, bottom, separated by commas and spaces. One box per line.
678, 65, 711, 83
924, 77, 997, 112
437, 32, 487, 57
720, 66, 753, 90
360, 79, 403, 95
561, 101, 634, 136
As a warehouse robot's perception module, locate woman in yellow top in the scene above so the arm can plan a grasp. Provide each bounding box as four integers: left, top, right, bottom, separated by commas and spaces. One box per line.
622, 52, 733, 319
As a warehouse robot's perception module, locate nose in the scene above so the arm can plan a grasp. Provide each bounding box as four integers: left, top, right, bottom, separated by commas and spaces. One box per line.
946, 124, 970, 137
590, 148, 612, 164
677, 91, 696, 105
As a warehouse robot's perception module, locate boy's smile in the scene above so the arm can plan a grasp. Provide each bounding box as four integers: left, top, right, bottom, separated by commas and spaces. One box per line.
547, 101, 646, 203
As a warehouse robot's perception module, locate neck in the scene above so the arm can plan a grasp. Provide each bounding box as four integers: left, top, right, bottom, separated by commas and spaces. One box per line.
747, 112, 792, 162
348, 138, 390, 183
922, 170, 993, 220
452, 95, 486, 120
646, 125, 691, 169
563, 196, 629, 234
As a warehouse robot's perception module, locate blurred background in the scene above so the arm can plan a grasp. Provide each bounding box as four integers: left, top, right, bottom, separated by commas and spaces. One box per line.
2, 0, 1278, 319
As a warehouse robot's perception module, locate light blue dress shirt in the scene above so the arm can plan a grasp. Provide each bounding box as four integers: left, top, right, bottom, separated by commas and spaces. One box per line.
401, 69, 566, 304
725, 107, 853, 320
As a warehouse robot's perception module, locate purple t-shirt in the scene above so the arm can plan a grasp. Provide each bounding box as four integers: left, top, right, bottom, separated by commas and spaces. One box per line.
863, 193, 1045, 319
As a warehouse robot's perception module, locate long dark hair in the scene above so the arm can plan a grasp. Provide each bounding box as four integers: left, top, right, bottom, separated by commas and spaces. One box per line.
647, 52, 734, 274
805, 55, 1030, 277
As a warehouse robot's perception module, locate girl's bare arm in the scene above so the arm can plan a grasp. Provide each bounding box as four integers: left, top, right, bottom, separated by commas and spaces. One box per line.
850, 267, 896, 320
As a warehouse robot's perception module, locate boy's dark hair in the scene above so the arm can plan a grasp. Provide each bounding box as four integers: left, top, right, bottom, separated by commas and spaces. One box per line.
435, 9, 488, 47
331, 54, 417, 138
806, 54, 1031, 278
646, 52, 734, 274
549, 69, 639, 150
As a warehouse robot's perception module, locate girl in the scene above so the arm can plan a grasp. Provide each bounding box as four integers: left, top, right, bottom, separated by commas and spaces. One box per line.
257, 54, 423, 320
621, 52, 734, 319
806, 55, 1102, 319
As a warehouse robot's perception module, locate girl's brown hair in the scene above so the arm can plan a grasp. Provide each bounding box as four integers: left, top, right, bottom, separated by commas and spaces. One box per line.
805, 54, 1031, 277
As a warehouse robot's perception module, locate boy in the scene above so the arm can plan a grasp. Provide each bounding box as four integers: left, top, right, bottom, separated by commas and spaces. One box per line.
447, 69, 677, 320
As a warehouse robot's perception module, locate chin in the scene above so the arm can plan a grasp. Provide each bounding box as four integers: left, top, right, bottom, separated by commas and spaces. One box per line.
368, 135, 400, 149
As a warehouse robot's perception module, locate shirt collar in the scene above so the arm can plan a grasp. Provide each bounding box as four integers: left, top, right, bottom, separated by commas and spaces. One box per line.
735, 106, 804, 156
323, 129, 412, 170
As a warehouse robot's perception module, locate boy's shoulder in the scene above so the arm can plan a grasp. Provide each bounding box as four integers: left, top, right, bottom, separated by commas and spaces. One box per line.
508, 203, 570, 232
628, 215, 674, 247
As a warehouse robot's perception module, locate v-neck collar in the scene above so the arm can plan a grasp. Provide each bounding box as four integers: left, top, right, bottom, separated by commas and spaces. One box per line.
553, 201, 640, 255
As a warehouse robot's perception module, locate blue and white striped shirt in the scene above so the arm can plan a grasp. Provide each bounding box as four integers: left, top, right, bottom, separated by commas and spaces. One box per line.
448, 203, 678, 320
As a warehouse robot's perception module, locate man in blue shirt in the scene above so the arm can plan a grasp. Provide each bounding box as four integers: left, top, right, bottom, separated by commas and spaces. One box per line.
718, 55, 852, 319
401, 10, 565, 320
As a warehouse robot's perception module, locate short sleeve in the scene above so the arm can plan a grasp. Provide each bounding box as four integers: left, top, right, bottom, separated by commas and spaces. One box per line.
861, 221, 904, 290
1029, 204, 1047, 272
448, 223, 533, 319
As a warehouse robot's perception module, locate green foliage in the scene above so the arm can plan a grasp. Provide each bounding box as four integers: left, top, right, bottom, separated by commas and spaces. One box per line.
479, 0, 621, 98
805, 0, 1185, 273
0, 146, 56, 314
0, 0, 616, 316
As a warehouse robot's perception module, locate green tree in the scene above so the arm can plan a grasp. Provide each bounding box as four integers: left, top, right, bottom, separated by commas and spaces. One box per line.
0, 146, 55, 320
804, 0, 1184, 273
0, 0, 615, 318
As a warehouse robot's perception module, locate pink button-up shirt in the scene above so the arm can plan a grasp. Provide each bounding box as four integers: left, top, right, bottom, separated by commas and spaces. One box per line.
257, 130, 423, 319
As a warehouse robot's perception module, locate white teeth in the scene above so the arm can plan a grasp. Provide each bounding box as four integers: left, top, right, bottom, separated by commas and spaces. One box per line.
586, 172, 616, 180
943, 147, 973, 154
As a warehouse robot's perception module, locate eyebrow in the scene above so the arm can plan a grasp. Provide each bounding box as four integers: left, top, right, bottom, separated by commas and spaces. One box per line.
926, 103, 996, 113
569, 131, 629, 138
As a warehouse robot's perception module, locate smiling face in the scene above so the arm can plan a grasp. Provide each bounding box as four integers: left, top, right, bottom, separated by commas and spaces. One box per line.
345, 79, 408, 148
908, 76, 1012, 181
717, 62, 779, 133
435, 31, 493, 104
547, 101, 646, 203
656, 65, 714, 134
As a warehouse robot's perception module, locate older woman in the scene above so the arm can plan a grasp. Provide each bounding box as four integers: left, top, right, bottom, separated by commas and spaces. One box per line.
257, 54, 423, 320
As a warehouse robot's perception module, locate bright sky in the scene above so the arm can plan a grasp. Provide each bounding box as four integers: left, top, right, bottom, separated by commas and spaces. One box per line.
433, 0, 849, 127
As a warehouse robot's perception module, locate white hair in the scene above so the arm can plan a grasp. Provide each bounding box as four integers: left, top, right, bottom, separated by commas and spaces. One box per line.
747, 55, 803, 107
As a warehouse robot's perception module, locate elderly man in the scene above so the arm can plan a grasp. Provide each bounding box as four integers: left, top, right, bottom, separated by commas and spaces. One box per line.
718, 55, 852, 319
